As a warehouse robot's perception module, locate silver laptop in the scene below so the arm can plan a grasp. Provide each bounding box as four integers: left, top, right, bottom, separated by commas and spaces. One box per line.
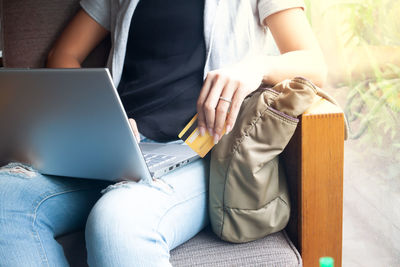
0, 68, 199, 182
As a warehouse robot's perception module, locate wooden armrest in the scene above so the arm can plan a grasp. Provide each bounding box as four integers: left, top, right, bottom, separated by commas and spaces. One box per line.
281, 97, 344, 267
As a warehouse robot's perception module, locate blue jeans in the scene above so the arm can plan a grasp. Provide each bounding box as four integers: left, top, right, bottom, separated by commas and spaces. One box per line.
0, 156, 209, 266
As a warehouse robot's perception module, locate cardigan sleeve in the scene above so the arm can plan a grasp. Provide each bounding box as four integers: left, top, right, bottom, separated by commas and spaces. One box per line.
258, 0, 305, 25
80, 0, 111, 31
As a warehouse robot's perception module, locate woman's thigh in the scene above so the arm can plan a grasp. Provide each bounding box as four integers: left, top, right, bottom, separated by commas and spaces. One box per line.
0, 162, 109, 267
85, 158, 210, 267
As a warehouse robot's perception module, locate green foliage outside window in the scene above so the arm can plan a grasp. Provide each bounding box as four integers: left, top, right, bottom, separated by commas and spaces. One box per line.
304, 0, 400, 157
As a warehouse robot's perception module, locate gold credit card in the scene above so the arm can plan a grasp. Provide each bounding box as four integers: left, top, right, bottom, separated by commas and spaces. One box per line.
178, 114, 225, 158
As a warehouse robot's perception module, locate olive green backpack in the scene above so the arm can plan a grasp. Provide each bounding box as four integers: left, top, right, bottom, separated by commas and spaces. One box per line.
209, 77, 319, 243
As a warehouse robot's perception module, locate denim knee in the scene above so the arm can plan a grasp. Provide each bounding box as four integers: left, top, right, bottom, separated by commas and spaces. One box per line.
0, 163, 104, 267
85, 183, 172, 267
0, 164, 40, 221
0, 165, 49, 266
85, 183, 163, 247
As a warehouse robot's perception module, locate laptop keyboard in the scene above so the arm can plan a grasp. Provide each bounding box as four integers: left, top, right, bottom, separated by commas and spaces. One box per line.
143, 153, 176, 169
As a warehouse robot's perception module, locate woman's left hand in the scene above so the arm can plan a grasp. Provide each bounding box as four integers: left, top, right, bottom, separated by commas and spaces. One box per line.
197, 62, 264, 144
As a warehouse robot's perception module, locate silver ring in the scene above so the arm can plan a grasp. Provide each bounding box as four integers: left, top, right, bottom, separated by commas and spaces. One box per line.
219, 96, 232, 103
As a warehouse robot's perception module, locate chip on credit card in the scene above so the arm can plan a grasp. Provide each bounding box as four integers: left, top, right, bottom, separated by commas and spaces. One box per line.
178, 114, 226, 158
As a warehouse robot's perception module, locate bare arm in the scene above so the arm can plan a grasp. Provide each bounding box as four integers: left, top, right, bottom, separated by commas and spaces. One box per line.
261, 7, 327, 86
46, 9, 109, 68
197, 7, 327, 143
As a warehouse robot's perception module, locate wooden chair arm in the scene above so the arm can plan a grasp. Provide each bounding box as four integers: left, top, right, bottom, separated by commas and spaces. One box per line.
281, 97, 344, 267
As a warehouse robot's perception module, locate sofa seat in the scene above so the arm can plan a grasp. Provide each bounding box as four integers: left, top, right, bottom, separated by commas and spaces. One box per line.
57, 227, 301, 266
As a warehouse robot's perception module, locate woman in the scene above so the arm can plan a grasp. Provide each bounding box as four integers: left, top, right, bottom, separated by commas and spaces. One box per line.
0, 0, 326, 266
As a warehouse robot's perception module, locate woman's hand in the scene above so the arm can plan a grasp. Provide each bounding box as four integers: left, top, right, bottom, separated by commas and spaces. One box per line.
197, 7, 328, 145
197, 62, 264, 144
129, 118, 141, 143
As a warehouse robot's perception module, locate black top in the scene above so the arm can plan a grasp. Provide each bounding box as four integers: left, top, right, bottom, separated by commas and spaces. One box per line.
117, 0, 206, 142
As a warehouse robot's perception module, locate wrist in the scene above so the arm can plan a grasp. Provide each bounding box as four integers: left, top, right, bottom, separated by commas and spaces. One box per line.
239, 53, 274, 86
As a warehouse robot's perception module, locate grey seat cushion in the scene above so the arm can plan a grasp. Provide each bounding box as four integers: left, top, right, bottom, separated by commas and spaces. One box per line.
57, 227, 301, 267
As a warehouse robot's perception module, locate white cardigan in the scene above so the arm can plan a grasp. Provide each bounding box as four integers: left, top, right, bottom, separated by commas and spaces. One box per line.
80, 0, 305, 87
